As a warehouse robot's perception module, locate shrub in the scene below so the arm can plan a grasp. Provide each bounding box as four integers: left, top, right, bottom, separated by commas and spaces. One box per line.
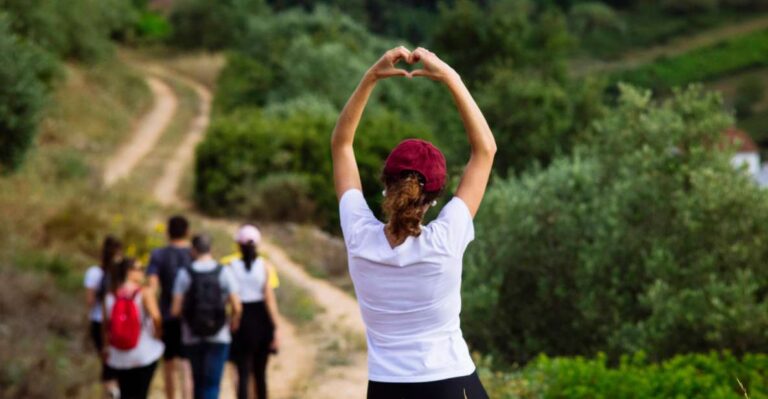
464, 85, 768, 364
236, 172, 318, 223
134, 10, 171, 42
195, 104, 433, 230
734, 76, 765, 118
479, 352, 768, 399
569, 2, 624, 34
477, 69, 605, 175
0, 14, 56, 171
0, 0, 137, 62
168, 0, 268, 50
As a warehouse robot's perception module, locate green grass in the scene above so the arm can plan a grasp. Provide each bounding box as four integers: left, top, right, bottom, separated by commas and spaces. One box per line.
274, 274, 321, 328
615, 29, 768, 90
580, 8, 759, 61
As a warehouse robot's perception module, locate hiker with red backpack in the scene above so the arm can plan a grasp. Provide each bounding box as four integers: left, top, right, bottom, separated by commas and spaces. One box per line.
171, 234, 242, 399
84, 235, 122, 399
103, 257, 164, 399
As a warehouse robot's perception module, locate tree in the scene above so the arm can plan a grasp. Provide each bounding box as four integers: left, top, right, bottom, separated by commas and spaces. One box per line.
0, 14, 56, 171
464, 85, 768, 364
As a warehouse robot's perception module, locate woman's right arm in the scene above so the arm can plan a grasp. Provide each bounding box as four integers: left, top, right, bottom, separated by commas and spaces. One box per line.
411, 48, 497, 217
332, 46, 412, 200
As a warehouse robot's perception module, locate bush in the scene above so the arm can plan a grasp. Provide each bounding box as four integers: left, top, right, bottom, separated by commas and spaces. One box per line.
134, 10, 171, 42
195, 103, 433, 230
616, 29, 768, 90
479, 352, 768, 399
477, 69, 605, 174
236, 172, 318, 223
464, 85, 768, 364
569, 2, 624, 34
0, 0, 137, 62
431, 0, 574, 86
168, 0, 268, 50
734, 76, 765, 118
0, 15, 56, 171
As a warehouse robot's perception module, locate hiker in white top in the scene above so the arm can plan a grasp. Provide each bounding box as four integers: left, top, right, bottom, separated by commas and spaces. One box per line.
331, 46, 496, 399
228, 224, 281, 399
83, 235, 121, 399
103, 257, 164, 399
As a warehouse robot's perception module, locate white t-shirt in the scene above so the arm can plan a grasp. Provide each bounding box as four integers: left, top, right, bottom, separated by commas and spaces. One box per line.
105, 290, 164, 369
173, 260, 239, 345
339, 189, 476, 383
83, 266, 104, 322
229, 258, 267, 303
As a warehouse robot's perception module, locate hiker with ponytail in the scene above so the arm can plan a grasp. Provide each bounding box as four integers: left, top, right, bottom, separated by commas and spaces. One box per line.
84, 235, 122, 398
331, 46, 496, 399
228, 224, 281, 399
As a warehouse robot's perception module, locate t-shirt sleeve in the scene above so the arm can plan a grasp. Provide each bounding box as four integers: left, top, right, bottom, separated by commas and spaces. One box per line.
221, 267, 239, 296
173, 269, 190, 295
431, 196, 476, 256
84, 267, 102, 289
339, 189, 376, 245
146, 249, 161, 276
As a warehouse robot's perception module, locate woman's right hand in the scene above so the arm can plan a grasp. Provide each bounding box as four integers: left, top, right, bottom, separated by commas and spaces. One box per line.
366, 46, 412, 81
410, 47, 457, 83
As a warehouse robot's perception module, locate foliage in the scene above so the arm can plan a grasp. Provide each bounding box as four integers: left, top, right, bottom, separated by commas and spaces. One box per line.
168, 0, 269, 50
477, 69, 605, 174
464, 85, 768, 364
134, 10, 172, 42
195, 103, 433, 230
568, 2, 625, 35
734, 76, 766, 118
0, 15, 57, 171
478, 352, 768, 399
430, 0, 574, 86
0, 0, 138, 62
616, 29, 768, 90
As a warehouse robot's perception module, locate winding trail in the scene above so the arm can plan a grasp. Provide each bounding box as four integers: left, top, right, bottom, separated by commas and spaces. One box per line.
103, 77, 177, 187
111, 55, 370, 398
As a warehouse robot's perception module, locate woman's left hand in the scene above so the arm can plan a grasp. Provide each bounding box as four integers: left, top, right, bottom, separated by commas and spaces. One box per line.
366, 46, 412, 81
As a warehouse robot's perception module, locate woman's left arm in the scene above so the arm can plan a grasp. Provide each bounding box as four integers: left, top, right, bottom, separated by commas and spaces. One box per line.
263, 263, 281, 351
332, 46, 412, 200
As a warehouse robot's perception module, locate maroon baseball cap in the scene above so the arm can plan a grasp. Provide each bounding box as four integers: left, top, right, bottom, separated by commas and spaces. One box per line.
383, 139, 447, 193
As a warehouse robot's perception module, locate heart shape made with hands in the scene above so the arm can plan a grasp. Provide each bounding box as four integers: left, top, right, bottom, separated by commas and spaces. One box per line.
383, 47, 438, 79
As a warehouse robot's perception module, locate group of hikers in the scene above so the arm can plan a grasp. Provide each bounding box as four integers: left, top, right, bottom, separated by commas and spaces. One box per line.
84, 216, 280, 399
86, 46, 494, 399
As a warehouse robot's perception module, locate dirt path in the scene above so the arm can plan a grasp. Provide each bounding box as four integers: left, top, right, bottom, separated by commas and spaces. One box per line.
103, 77, 177, 186
118, 57, 370, 399
128, 62, 319, 399
574, 14, 768, 75
259, 241, 368, 399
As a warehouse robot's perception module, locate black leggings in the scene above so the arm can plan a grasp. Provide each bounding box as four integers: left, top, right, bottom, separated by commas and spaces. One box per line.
231, 301, 274, 399
367, 371, 489, 399
115, 361, 158, 399
235, 348, 270, 399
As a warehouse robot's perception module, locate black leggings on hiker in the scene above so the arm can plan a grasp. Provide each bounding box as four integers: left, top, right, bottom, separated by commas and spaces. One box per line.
115, 361, 158, 399
367, 371, 490, 399
230, 301, 274, 399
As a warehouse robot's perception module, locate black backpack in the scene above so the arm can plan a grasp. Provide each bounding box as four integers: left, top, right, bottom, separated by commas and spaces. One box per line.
182, 265, 227, 337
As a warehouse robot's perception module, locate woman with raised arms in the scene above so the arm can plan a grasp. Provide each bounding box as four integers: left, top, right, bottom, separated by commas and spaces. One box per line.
331, 46, 497, 399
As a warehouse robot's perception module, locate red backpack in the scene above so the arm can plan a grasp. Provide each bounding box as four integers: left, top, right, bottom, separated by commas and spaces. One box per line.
109, 288, 142, 350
